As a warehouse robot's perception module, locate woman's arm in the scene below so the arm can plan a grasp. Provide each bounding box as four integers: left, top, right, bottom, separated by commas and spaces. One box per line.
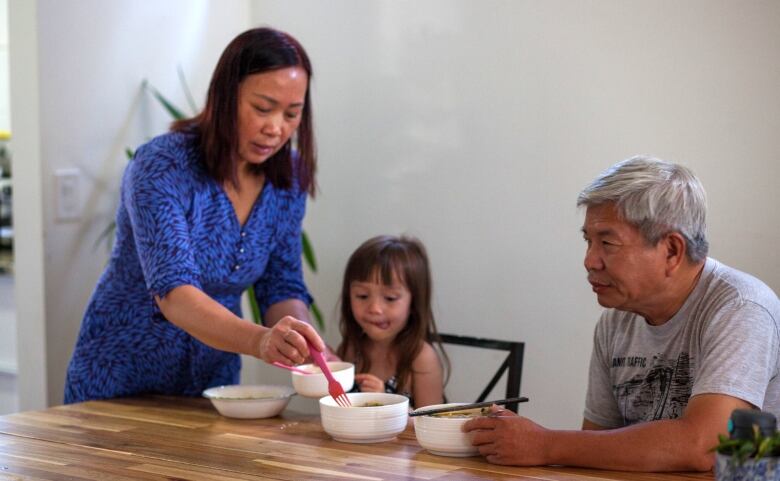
411, 342, 445, 408
156, 285, 324, 365
265, 298, 310, 327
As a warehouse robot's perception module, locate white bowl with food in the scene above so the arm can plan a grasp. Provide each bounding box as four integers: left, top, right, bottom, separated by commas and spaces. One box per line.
291, 361, 355, 398
319, 392, 409, 443
413, 403, 485, 457
202, 384, 295, 419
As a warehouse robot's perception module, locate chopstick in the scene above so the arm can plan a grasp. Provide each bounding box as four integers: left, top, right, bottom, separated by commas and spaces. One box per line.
409, 396, 529, 417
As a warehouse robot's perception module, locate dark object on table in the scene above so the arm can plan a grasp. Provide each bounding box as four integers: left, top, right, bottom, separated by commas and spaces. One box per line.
729, 409, 777, 440
439, 333, 524, 412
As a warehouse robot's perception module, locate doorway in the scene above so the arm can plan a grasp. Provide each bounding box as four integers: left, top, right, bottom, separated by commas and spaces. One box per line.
0, 0, 18, 415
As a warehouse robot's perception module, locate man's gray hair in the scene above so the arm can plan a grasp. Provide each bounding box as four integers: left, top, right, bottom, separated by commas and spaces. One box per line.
577, 155, 709, 263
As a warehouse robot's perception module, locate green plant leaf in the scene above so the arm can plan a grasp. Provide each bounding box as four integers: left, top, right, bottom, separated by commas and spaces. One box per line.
148, 85, 186, 120
93, 222, 116, 252
125, 148, 134, 160
737, 441, 756, 462
302, 230, 317, 272
756, 437, 774, 459
713, 438, 742, 454
177, 65, 198, 115
246, 285, 263, 325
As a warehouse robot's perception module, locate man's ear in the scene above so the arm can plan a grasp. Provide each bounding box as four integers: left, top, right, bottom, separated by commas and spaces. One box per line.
664, 232, 687, 274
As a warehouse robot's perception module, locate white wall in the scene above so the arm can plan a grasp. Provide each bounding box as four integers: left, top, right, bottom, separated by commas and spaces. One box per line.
11, 0, 250, 408
248, 0, 780, 428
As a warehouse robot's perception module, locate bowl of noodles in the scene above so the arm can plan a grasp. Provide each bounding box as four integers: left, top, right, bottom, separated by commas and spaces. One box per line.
413, 403, 487, 457
319, 392, 409, 443
202, 384, 295, 419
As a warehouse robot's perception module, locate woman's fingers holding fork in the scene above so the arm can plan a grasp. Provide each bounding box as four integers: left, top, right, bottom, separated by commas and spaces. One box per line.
260, 316, 325, 365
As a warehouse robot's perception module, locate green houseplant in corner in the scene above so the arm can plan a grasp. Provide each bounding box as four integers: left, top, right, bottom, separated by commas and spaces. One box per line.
712, 409, 780, 481
98, 76, 325, 329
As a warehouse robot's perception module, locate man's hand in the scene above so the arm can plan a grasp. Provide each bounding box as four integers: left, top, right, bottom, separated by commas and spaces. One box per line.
463, 409, 550, 465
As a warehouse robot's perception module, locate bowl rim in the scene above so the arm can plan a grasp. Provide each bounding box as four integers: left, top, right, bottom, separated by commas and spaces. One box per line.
291, 361, 355, 377
202, 384, 296, 401
412, 402, 483, 420
319, 392, 410, 409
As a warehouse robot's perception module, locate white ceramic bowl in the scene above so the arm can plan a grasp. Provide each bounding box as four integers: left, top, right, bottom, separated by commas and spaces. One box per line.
203, 384, 295, 419
413, 403, 480, 457
291, 361, 355, 398
319, 392, 409, 443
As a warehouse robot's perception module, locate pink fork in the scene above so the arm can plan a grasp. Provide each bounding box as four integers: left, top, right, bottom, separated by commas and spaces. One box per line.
306, 340, 352, 407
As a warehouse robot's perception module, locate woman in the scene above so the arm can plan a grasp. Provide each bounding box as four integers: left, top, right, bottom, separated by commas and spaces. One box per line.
65, 27, 326, 403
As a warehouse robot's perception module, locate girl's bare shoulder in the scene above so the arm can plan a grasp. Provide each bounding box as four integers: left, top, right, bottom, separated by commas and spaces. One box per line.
412, 341, 441, 370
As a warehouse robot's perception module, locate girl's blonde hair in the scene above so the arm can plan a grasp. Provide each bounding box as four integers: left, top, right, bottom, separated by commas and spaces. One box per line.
337, 235, 449, 394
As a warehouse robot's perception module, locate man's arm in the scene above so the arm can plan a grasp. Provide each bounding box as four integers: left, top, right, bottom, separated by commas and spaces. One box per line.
464, 393, 750, 471
582, 418, 609, 430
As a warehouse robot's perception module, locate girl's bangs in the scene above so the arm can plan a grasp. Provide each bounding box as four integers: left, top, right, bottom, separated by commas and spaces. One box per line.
356, 252, 407, 287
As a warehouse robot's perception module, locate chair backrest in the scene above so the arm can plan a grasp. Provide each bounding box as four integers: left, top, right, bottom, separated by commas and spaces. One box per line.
438, 333, 525, 413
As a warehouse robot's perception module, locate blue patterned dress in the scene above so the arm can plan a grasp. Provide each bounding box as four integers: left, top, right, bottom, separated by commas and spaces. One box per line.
64, 132, 312, 403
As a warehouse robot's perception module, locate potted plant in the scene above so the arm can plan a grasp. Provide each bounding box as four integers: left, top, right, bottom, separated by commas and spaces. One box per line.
713, 410, 780, 481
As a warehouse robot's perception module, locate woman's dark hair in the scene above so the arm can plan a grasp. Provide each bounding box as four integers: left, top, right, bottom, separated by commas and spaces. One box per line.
172, 27, 316, 196
337, 235, 450, 395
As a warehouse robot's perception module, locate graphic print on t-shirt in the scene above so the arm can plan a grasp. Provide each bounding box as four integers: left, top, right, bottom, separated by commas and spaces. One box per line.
612, 352, 694, 424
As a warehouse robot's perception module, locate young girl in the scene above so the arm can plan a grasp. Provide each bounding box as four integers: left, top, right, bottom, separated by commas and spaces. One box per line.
337, 235, 449, 408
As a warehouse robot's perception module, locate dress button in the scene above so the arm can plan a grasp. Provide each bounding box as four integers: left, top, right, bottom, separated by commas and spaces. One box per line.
241, 231, 247, 237
239, 248, 245, 253
234, 264, 240, 271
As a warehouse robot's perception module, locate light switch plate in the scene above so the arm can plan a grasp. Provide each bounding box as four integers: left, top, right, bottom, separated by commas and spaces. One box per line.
54, 168, 82, 221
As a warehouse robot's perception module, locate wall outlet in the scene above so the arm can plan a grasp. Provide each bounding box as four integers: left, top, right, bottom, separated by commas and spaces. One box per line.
54, 168, 82, 221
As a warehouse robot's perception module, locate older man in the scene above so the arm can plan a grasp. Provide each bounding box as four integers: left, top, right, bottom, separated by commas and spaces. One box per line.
464, 156, 780, 471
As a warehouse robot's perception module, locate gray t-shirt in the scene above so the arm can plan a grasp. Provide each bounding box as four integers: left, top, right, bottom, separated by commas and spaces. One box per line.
584, 258, 780, 428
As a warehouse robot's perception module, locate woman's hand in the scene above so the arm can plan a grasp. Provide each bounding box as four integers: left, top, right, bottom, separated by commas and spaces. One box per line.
354, 373, 385, 393
257, 316, 325, 365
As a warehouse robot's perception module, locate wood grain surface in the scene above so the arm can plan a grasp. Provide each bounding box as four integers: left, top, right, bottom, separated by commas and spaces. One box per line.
0, 396, 713, 480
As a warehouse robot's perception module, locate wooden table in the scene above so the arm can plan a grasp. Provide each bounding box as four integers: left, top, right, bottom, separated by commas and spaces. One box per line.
0, 396, 712, 480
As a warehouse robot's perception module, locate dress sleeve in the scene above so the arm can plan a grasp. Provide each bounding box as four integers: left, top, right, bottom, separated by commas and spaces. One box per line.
584, 313, 624, 428
692, 300, 779, 408
122, 145, 202, 298
253, 190, 313, 318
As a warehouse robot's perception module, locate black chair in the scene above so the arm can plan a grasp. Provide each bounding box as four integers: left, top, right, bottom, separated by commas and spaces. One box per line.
438, 333, 525, 412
